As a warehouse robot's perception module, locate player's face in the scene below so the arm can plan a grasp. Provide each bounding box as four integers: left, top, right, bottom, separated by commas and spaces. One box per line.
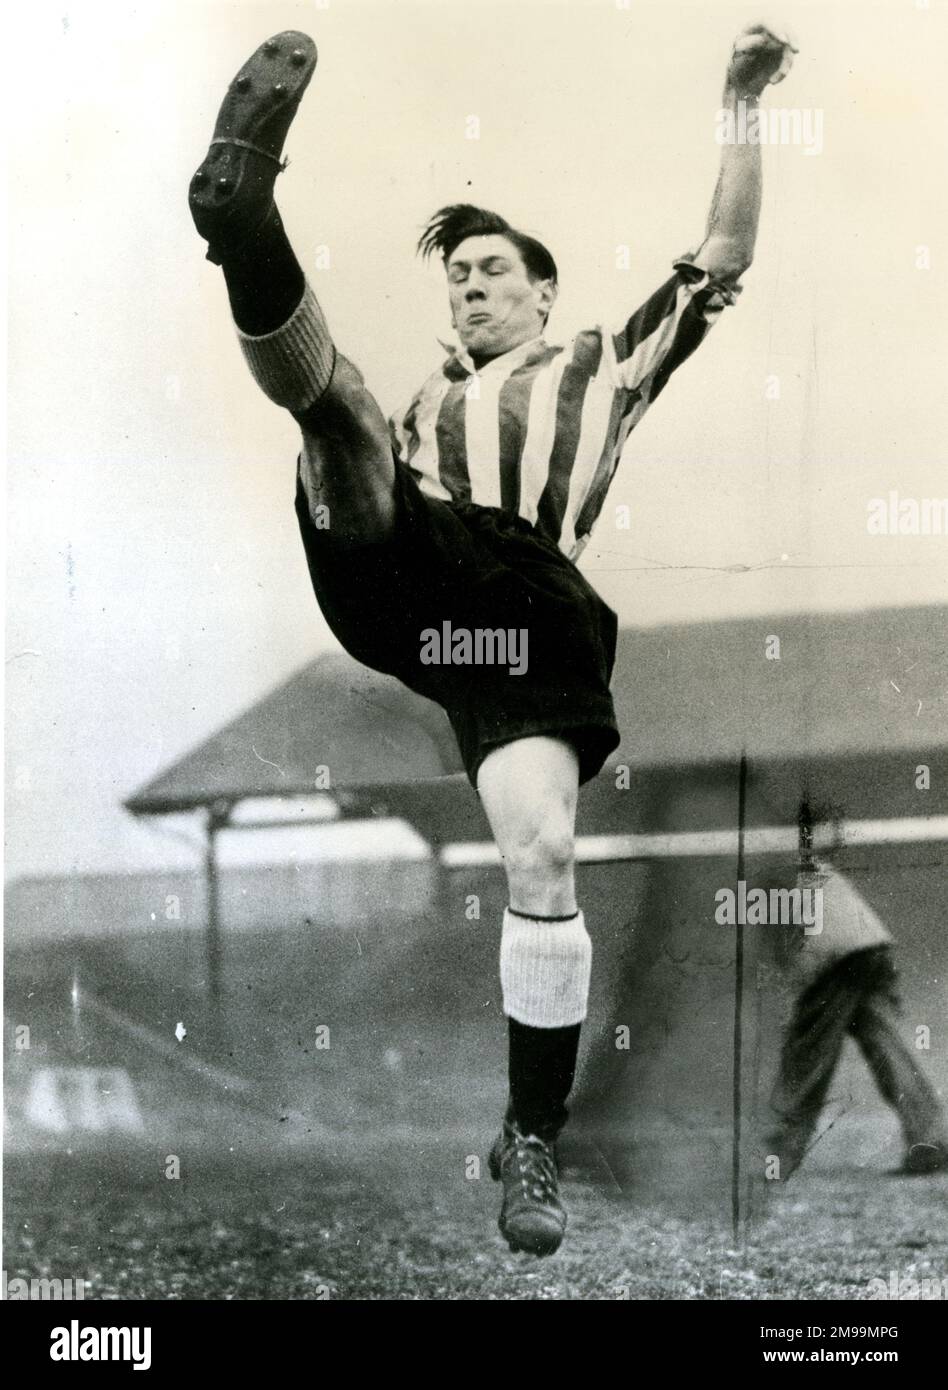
446, 234, 555, 358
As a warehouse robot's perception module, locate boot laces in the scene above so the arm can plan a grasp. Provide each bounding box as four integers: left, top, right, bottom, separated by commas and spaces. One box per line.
513, 1135, 557, 1202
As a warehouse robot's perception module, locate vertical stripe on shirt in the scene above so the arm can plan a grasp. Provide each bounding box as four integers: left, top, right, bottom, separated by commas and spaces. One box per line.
559, 347, 622, 558
497, 346, 564, 515
408, 371, 456, 497
465, 372, 503, 509
517, 352, 570, 529
435, 379, 472, 502
535, 332, 602, 544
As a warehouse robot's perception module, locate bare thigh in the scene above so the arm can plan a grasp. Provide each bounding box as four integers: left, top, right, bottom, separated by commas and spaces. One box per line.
294, 353, 397, 543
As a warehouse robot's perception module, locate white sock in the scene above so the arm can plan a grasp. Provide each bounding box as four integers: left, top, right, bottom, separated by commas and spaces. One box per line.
237, 281, 335, 411
500, 908, 592, 1028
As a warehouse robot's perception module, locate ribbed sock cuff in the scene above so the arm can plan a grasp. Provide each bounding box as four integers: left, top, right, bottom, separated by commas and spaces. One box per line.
500, 908, 591, 1028
237, 281, 336, 411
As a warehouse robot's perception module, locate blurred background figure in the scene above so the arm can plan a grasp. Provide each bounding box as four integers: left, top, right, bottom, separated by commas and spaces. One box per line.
765, 849, 948, 1179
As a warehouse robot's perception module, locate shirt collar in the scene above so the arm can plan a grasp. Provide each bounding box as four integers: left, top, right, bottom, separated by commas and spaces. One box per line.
441, 334, 547, 381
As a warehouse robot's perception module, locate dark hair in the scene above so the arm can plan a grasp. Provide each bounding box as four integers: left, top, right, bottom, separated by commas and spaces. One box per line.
417, 204, 558, 289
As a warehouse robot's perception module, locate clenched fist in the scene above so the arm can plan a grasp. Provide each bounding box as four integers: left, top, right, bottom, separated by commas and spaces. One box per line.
727, 23, 797, 97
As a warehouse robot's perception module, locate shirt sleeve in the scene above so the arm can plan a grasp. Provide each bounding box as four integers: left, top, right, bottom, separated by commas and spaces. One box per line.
604, 254, 743, 398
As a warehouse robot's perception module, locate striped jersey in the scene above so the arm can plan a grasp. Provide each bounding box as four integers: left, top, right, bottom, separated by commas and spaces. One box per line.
389, 257, 741, 561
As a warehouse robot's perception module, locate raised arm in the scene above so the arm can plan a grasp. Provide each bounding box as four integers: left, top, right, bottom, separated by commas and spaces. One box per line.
606, 24, 797, 397
692, 22, 798, 282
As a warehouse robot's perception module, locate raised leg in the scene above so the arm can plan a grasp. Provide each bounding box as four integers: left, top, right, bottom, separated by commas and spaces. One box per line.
293, 357, 397, 543
190, 31, 397, 545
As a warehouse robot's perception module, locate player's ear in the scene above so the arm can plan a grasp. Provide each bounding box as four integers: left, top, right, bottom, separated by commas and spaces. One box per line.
536, 278, 557, 318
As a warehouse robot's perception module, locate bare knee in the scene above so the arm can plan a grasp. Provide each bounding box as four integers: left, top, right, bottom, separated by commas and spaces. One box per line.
507, 821, 575, 878
504, 816, 576, 914
477, 738, 580, 915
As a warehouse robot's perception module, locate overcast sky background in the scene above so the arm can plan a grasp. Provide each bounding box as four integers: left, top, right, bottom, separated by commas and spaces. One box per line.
6, 0, 947, 879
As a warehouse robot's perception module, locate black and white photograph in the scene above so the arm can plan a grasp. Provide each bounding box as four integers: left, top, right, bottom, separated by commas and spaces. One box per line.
4, 0, 947, 1332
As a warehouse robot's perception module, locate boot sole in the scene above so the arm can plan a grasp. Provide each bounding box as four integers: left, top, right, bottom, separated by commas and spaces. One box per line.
189, 31, 318, 259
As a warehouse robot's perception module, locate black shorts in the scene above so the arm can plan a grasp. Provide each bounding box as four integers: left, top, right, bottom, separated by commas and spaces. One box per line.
294, 456, 620, 788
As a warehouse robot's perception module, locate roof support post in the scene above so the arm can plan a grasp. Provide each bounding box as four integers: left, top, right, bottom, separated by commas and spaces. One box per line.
204, 799, 233, 1007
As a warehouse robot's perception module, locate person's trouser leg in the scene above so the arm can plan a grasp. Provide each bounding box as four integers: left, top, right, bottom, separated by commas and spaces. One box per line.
848, 950, 948, 1170
766, 955, 866, 1176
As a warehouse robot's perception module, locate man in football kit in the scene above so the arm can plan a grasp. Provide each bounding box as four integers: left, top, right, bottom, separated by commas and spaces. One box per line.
189, 22, 796, 1255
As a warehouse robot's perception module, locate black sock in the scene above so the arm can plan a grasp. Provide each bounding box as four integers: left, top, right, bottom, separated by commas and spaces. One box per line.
507, 1016, 581, 1142
219, 203, 305, 336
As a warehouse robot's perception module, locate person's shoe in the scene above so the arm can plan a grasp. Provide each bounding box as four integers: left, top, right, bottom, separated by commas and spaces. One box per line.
189, 32, 317, 264
488, 1118, 566, 1256
896, 1140, 948, 1176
